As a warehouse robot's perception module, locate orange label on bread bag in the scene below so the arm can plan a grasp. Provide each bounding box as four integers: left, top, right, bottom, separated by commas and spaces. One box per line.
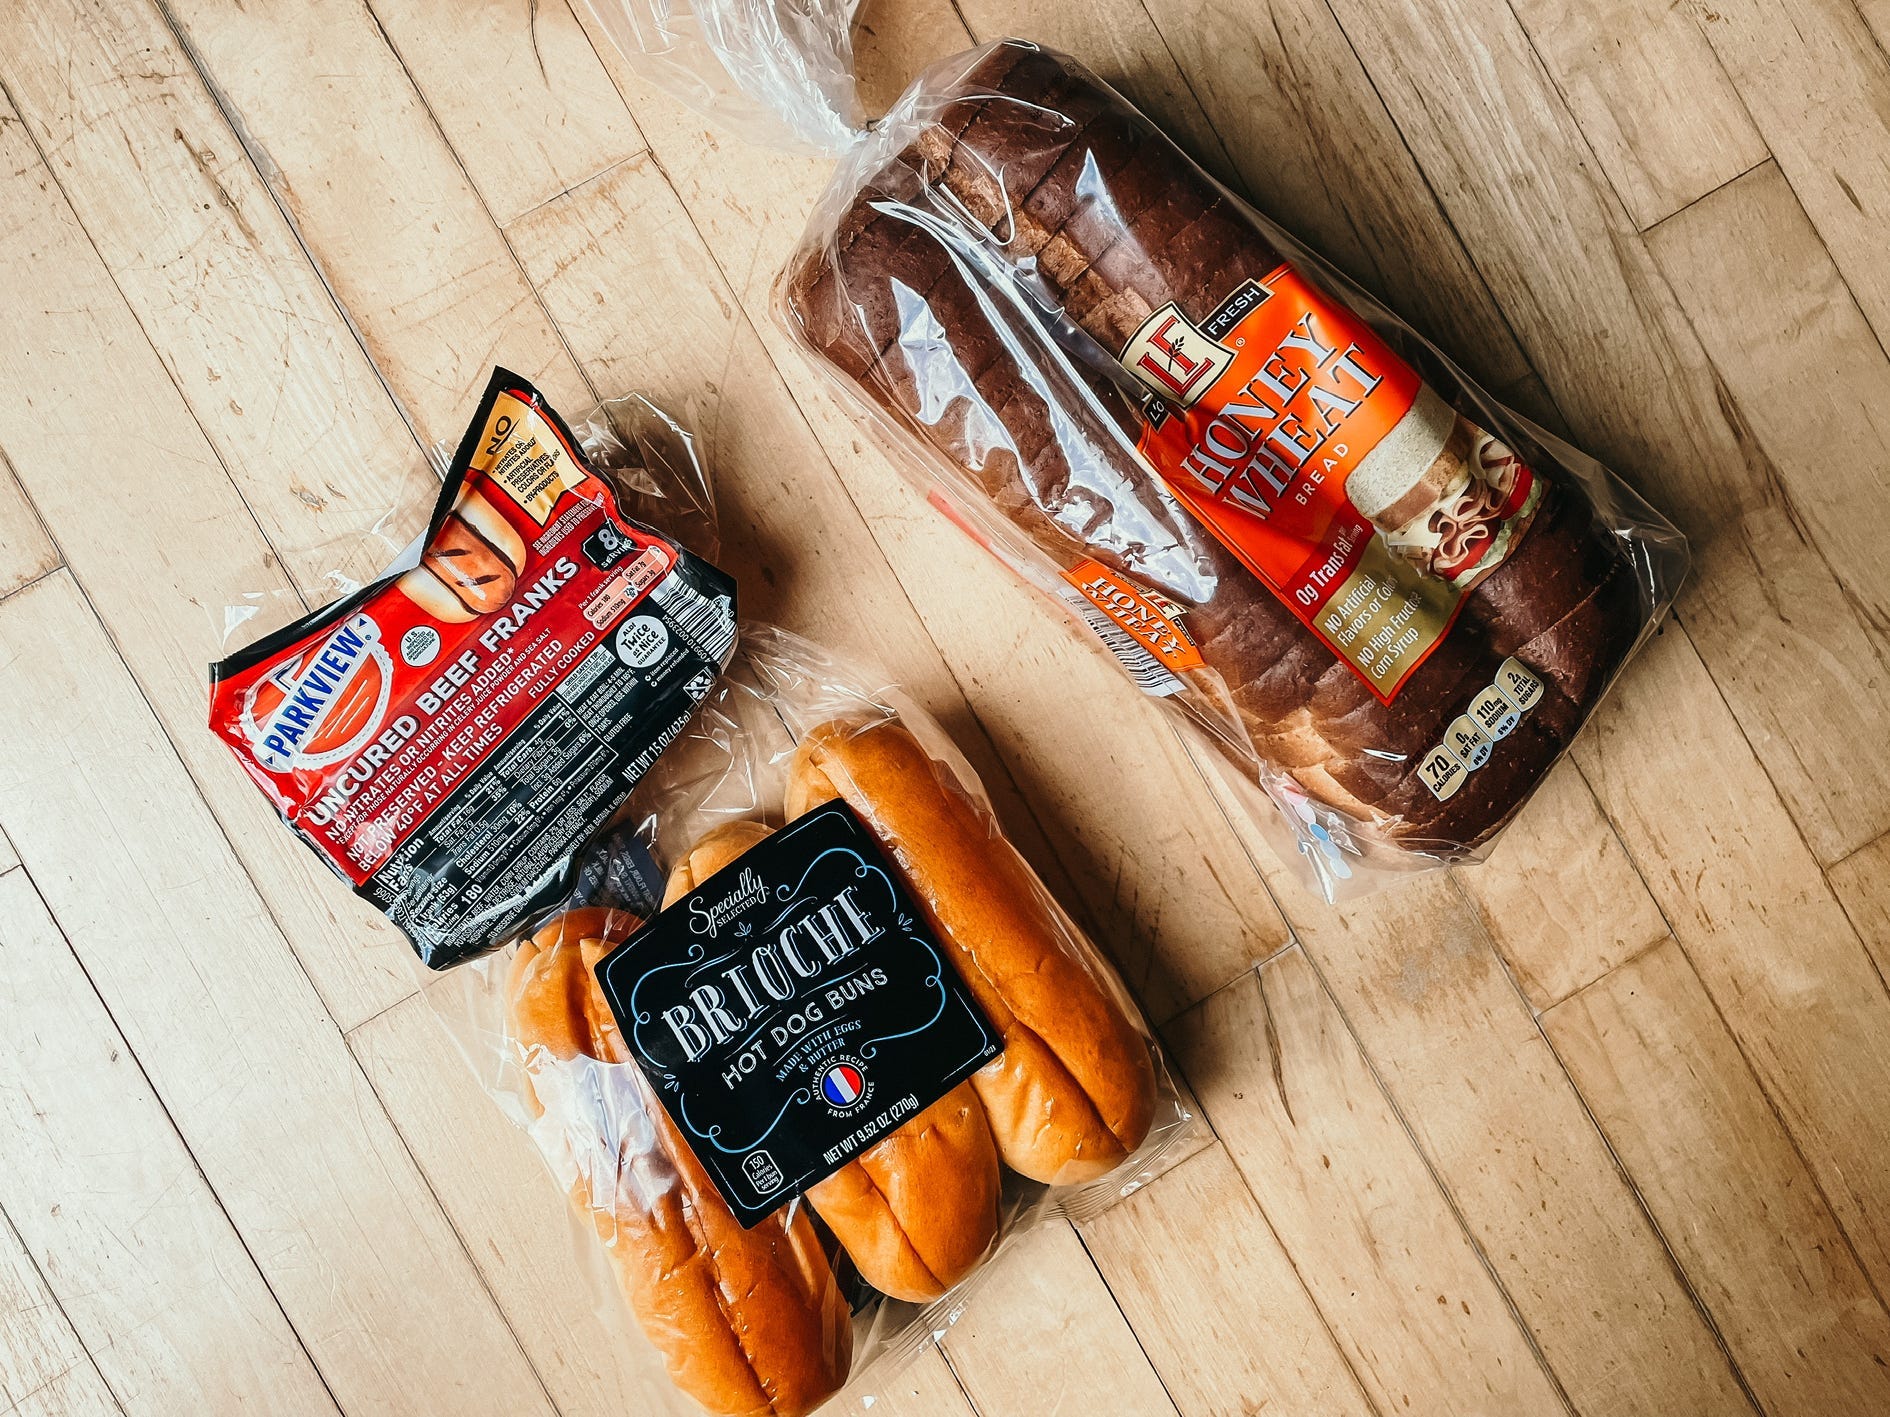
1060, 560, 1204, 671
1125, 265, 1541, 702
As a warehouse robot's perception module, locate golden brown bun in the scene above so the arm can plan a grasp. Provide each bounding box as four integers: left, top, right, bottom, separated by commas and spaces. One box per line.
785, 719, 1157, 1185
660, 826, 1003, 1302
508, 909, 852, 1417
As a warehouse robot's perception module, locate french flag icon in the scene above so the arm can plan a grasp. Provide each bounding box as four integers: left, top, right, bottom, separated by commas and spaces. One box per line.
820, 1062, 865, 1107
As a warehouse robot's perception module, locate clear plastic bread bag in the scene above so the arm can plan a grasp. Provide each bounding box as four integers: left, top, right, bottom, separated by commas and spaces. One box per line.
582, 11, 1688, 895
405, 391, 1197, 1415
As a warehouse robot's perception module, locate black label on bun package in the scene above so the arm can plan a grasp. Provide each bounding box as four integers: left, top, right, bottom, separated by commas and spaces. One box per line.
596, 800, 1000, 1226
209, 369, 738, 968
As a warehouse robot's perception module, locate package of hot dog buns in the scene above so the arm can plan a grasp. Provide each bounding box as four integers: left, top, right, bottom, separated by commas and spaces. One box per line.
209, 368, 739, 966
444, 619, 1194, 1415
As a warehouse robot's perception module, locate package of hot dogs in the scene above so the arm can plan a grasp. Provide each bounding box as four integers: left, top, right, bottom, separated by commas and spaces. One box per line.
209, 369, 738, 965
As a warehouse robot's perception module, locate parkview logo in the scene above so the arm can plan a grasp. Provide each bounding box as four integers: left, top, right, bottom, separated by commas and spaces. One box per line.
244, 613, 391, 773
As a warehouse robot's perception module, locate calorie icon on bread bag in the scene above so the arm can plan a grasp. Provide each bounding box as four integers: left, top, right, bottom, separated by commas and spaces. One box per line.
209, 368, 739, 967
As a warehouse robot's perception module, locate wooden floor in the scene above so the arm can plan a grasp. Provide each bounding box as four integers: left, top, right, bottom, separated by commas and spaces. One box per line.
2, 0, 1889, 1412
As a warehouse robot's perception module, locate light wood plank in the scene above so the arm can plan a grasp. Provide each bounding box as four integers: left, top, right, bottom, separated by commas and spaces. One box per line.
0, 1210, 119, 1417
1508, 0, 1765, 229
364, 0, 645, 226
977, 0, 1533, 389
833, 1343, 976, 1417
1457, 760, 1670, 1011
1078, 1141, 1375, 1416
1574, 622, 1890, 1296
0, 94, 417, 1030
349, 991, 700, 1417
160, 0, 587, 440
1829, 830, 1890, 986
1651, 162, 1890, 707
0, 572, 554, 1417
1178, 951, 1567, 1415
0, 453, 58, 601
0, 868, 334, 1416
1686, 0, 1890, 353
7, 0, 438, 593
1546, 940, 1890, 1416
942, 1221, 1178, 1417
1323, 0, 1890, 866
0, 828, 17, 876
565, 30, 1291, 1017
1195, 751, 1752, 1417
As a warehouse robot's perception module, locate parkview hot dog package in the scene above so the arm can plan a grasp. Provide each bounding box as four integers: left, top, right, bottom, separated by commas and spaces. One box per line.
579, 13, 1689, 894
209, 369, 737, 966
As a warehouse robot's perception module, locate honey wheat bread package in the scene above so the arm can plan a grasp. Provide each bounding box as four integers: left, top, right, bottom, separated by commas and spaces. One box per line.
766, 37, 1685, 893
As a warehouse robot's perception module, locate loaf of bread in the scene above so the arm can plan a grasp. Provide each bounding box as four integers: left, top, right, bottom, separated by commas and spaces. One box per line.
508, 908, 853, 1417
782, 40, 1652, 855
785, 717, 1157, 1184
661, 823, 1003, 1303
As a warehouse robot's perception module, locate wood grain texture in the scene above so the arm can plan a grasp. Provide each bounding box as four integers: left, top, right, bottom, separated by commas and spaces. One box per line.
0, 454, 57, 602
0, 572, 553, 1417
1829, 830, 1890, 986
1507, 0, 1765, 229
0, 868, 334, 1416
0, 1209, 119, 1417
1575, 626, 1890, 1297
1077, 1143, 1375, 1416
0, 91, 417, 1029
365, 0, 645, 225
1177, 951, 1567, 1415
1650, 161, 1890, 737
1457, 761, 1669, 1011
1190, 756, 1750, 1417
1685, 0, 1890, 353
159, 0, 587, 438
942, 1221, 1177, 1417
1546, 940, 1890, 1416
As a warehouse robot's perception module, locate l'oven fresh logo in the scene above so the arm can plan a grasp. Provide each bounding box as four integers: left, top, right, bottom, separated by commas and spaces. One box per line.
243, 613, 392, 773
1120, 302, 1235, 407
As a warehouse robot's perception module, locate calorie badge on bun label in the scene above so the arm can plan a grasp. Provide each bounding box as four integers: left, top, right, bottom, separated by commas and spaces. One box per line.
596, 801, 1000, 1227
210, 369, 738, 968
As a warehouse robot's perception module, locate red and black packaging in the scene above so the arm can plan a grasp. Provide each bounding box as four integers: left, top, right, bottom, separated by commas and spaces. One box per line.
209, 370, 738, 967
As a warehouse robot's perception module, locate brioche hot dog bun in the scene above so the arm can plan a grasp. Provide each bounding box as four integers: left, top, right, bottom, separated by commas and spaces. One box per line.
400, 489, 528, 622
508, 909, 851, 1417
660, 823, 1002, 1303
785, 718, 1157, 1185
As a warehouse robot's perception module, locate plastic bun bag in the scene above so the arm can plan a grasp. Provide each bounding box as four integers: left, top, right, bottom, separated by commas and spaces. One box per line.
212, 369, 1196, 1416
579, 0, 864, 151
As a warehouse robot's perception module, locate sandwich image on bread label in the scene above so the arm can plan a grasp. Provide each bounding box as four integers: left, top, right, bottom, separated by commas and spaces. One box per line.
399, 488, 528, 621
1344, 383, 1542, 589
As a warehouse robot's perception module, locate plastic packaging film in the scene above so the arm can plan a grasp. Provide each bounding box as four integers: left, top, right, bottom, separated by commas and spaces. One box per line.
764, 38, 1688, 896
212, 373, 1196, 1416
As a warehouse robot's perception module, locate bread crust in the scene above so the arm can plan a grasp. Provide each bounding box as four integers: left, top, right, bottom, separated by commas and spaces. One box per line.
508, 909, 852, 1417
785, 717, 1157, 1184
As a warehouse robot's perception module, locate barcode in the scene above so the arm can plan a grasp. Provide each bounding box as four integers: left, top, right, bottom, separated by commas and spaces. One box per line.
650, 572, 737, 668
1058, 588, 1185, 697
